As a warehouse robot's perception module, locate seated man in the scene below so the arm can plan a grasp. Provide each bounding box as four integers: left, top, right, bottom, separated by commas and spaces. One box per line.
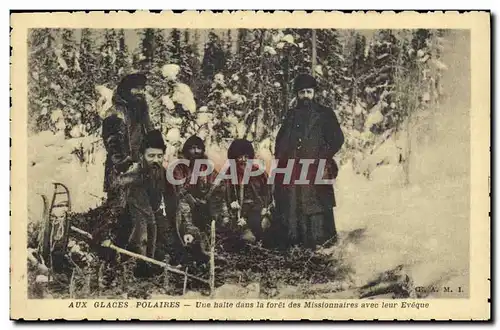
223, 139, 272, 245
170, 135, 229, 263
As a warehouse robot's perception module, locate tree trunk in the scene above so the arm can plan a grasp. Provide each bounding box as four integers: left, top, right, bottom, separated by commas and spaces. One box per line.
282, 52, 290, 119
311, 29, 317, 75
404, 112, 412, 186
255, 30, 267, 140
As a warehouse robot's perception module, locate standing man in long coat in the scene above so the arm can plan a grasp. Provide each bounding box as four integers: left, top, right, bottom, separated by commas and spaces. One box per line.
96, 73, 158, 264
273, 73, 344, 250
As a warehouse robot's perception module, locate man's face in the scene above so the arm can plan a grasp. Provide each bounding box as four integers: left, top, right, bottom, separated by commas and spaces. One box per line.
129, 86, 146, 103
144, 148, 164, 168
188, 145, 204, 159
236, 154, 249, 169
298, 88, 315, 100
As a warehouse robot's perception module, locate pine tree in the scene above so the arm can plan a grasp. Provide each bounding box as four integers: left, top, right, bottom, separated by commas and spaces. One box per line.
286, 28, 313, 78
168, 28, 182, 64
136, 28, 155, 71
61, 29, 79, 78
166, 29, 199, 87
98, 29, 120, 86
137, 29, 187, 136
77, 29, 100, 135
205, 29, 285, 142
136, 28, 171, 109
115, 29, 132, 77
60, 29, 83, 137
365, 29, 400, 109
28, 29, 59, 132
180, 30, 201, 95
224, 29, 235, 65
44, 29, 71, 133
201, 31, 226, 81
198, 31, 226, 103
344, 32, 369, 106
137, 28, 170, 75
271, 28, 313, 117
152, 30, 171, 70
316, 29, 345, 109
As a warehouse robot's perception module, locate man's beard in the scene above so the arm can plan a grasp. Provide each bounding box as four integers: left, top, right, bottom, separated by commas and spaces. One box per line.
297, 97, 313, 108
128, 95, 148, 122
237, 161, 246, 172
146, 163, 164, 194
189, 153, 204, 160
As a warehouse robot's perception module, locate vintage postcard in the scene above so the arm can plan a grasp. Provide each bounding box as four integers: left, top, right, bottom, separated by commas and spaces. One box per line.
10, 10, 490, 321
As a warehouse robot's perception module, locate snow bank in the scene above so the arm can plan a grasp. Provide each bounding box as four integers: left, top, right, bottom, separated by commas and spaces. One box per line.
214, 73, 225, 85
172, 83, 196, 114
337, 29, 470, 292
161, 64, 180, 81
314, 65, 323, 76
28, 132, 107, 224
206, 143, 229, 173
264, 46, 277, 56
196, 112, 213, 127
282, 34, 295, 45
364, 108, 384, 130
255, 137, 274, 173
335, 99, 470, 294
165, 127, 181, 144
336, 165, 468, 292
161, 95, 175, 110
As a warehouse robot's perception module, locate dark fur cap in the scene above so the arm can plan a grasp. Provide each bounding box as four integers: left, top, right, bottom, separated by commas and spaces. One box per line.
227, 139, 255, 159
182, 135, 206, 157
144, 129, 166, 152
293, 73, 317, 93
117, 73, 147, 99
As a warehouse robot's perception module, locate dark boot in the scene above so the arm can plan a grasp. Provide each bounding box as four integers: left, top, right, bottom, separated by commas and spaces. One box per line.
146, 223, 157, 259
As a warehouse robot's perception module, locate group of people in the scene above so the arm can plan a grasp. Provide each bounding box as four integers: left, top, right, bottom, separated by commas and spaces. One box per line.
94, 71, 345, 276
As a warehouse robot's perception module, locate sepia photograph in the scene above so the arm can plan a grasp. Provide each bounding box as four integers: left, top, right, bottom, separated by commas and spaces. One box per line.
10, 11, 490, 320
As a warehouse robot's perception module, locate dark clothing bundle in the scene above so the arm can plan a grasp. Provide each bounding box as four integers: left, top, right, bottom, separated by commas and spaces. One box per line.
274, 101, 344, 249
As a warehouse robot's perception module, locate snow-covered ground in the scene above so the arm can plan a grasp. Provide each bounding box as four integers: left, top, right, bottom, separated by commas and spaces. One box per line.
335, 105, 470, 297
334, 29, 470, 297
28, 131, 107, 223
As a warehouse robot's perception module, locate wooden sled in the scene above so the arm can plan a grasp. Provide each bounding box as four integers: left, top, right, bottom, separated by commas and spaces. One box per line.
39, 182, 72, 269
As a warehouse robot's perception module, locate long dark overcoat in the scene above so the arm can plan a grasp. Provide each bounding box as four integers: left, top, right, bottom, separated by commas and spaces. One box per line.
94, 92, 155, 244
273, 101, 344, 248
101, 92, 154, 205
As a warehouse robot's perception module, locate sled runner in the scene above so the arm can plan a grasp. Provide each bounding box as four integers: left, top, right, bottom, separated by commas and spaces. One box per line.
39, 182, 72, 268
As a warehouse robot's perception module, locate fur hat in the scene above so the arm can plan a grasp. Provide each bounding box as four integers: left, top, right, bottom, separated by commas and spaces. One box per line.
117, 73, 147, 99
144, 129, 166, 152
227, 139, 255, 159
182, 135, 206, 157
293, 73, 317, 93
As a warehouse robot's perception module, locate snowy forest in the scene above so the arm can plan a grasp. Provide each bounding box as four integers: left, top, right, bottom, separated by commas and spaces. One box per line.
27, 28, 470, 300
28, 28, 447, 174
